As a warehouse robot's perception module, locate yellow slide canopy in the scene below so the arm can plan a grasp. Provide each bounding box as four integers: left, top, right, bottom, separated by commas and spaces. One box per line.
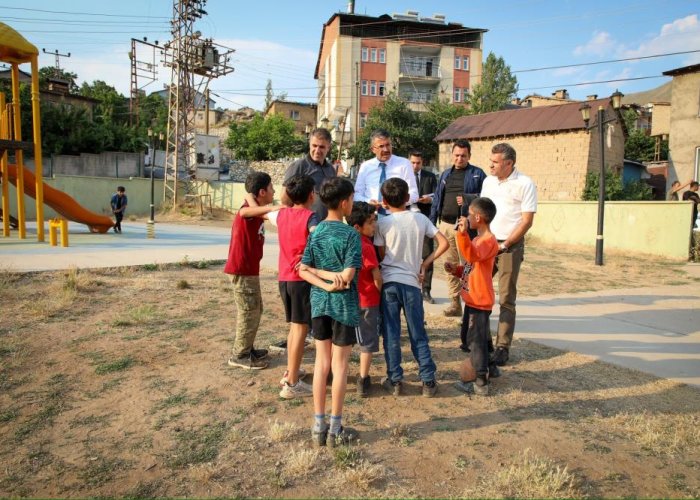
0, 22, 39, 64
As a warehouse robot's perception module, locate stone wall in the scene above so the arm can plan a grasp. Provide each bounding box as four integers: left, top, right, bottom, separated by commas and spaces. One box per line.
26, 152, 142, 178
438, 127, 625, 201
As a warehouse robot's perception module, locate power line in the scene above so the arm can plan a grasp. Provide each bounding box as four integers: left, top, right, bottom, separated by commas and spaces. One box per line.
520, 74, 667, 91
0, 5, 170, 19
514, 49, 700, 73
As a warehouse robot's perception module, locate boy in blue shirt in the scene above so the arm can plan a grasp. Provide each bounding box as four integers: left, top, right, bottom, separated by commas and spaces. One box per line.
299, 177, 362, 447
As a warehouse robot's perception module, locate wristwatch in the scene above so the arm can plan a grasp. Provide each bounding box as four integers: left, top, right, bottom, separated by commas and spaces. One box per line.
499, 242, 508, 252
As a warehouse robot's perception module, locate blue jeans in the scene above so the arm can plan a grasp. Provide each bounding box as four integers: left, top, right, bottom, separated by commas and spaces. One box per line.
381, 282, 437, 383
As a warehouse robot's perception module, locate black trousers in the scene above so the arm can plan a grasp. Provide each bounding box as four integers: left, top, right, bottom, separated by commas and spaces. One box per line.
460, 306, 492, 377
421, 236, 434, 292
114, 211, 123, 230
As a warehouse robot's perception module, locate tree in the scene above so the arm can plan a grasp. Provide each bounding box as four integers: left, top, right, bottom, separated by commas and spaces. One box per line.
225, 113, 303, 161
464, 52, 518, 114
38, 66, 79, 94
264, 79, 273, 110
581, 170, 652, 201
622, 108, 667, 162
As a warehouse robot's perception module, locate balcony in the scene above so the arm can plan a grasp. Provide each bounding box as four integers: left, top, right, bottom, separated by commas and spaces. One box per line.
399, 56, 441, 80
400, 90, 436, 103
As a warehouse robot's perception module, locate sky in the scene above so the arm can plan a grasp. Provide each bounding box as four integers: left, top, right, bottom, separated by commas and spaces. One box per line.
3, 0, 699, 111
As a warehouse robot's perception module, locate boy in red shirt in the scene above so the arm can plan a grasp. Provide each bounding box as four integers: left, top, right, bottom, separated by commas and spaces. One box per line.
225, 172, 279, 370
267, 175, 319, 398
346, 201, 382, 397
445, 197, 500, 395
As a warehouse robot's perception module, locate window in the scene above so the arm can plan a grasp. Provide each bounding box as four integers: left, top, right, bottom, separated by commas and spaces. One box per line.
370, 81, 377, 96
361, 47, 368, 62
462, 56, 469, 71
370, 48, 377, 63
378, 81, 385, 97
359, 113, 367, 129
379, 48, 386, 64
290, 110, 300, 120
454, 88, 461, 102
361, 80, 368, 96
454, 55, 461, 69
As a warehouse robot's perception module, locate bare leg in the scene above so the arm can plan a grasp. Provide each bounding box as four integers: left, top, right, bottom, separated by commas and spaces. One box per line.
313, 339, 332, 417
330, 344, 352, 417
286, 322, 308, 384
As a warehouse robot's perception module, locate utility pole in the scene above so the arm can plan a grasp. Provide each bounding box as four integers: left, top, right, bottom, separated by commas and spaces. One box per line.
129, 38, 160, 126
41, 48, 71, 78
161, 0, 234, 208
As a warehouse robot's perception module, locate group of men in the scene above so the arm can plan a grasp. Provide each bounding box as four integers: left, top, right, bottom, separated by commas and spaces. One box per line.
284, 127, 537, 365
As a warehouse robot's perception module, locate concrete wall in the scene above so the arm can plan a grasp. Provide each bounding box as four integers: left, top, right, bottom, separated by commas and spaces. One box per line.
26, 152, 143, 178
668, 71, 700, 182
529, 201, 694, 260
6, 175, 167, 219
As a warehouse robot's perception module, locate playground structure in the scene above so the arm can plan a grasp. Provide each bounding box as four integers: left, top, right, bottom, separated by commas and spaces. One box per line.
0, 22, 114, 241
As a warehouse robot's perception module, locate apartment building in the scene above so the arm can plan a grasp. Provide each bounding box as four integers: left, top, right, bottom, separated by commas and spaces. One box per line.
314, 8, 486, 147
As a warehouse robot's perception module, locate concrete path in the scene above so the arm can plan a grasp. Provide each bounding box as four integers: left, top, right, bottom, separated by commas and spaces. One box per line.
2, 221, 699, 388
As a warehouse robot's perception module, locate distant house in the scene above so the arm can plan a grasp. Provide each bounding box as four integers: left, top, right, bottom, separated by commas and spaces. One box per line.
149, 87, 221, 128
517, 89, 576, 108
264, 100, 317, 136
661, 64, 700, 184
435, 98, 625, 201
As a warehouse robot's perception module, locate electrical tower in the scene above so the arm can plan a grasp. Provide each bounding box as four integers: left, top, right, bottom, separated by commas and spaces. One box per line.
129, 38, 160, 127
161, 0, 234, 207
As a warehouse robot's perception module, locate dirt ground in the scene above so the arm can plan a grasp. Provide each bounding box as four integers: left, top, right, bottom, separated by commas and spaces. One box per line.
1, 215, 699, 498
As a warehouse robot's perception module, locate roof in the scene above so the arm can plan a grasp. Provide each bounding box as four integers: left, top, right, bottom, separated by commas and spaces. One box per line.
435, 98, 616, 142
0, 22, 38, 63
621, 81, 672, 106
662, 63, 700, 77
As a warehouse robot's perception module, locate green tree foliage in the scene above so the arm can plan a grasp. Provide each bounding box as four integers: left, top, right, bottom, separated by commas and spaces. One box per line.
225, 113, 304, 161
464, 52, 518, 114
348, 93, 470, 164
582, 170, 652, 201
621, 108, 668, 162
38, 66, 79, 93
264, 79, 273, 110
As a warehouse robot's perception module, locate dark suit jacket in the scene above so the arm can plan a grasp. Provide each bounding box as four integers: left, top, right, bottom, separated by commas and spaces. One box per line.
415, 169, 437, 217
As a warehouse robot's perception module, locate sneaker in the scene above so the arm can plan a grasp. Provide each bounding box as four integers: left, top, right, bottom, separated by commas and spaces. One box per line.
474, 377, 489, 396
279, 367, 307, 386
381, 377, 403, 396
279, 379, 313, 399
251, 348, 269, 360
356, 375, 371, 398
492, 347, 509, 367
312, 423, 329, 447
227, 353, 268, 370
422, 289, 435, 304
488, 363, 502, 379
268, 340, 287, 354
422, 380, 438, 398
327, 426, 359, 448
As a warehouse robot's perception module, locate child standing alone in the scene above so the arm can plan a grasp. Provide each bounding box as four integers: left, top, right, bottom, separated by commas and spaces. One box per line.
346, 202, 382, 397
298, 177, 362, 447
446, 197, 500, 395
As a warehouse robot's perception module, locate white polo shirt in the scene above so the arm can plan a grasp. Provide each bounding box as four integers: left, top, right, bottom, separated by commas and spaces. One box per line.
480, 168, 537, 241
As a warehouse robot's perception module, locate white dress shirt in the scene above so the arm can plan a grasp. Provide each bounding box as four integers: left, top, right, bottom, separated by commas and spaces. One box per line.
354, 155, 419, 205
480, 168, 537, 241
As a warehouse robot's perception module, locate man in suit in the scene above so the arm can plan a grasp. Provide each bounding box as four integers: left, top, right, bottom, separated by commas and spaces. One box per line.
410, 150, 438, 304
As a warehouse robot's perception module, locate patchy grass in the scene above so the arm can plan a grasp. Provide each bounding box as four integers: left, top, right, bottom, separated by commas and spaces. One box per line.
165, 422, 227, 468
268, 420, 301, 443
605, 412, 700, 457
94, 356, 136, 375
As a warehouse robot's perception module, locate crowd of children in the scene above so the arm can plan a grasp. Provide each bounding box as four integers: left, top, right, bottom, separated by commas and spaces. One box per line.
224, 170, 501, 446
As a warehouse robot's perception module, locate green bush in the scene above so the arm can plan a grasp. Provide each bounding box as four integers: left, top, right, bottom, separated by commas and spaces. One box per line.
582, 170, 652, 201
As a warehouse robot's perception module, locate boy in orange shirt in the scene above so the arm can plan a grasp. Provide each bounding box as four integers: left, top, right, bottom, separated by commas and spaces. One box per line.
445, 197, 500, 395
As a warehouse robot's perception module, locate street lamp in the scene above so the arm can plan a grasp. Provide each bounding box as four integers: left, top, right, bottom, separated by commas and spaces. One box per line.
579, 90, 624, 265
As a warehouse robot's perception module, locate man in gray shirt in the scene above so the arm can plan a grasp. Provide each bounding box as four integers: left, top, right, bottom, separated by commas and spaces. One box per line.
282, 128, 336, 220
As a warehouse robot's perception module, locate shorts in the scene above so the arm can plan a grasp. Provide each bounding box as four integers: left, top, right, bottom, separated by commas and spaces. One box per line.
278, 281, 311, 324
357, 306, 380, 353
311, 315, 357, 347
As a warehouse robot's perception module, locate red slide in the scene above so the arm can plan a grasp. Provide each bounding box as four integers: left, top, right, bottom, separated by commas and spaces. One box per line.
6, 164, 114, 233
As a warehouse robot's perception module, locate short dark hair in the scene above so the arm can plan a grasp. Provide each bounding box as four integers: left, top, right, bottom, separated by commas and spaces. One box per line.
320, 177, 354, 210
346, 201, 376, 228
245, 171, 272, 195
671, 180, 681, 187
408, 149, 423, 159
492, 143, 516, 164
691, 181, 699, 189
117, 186, 126, 192
285, 174, 315, 205
380, 177, 409, 208
310, 128, 332, 143
470, 197, 497, 224
370, 129, 391, 143
452, 139, 471, 154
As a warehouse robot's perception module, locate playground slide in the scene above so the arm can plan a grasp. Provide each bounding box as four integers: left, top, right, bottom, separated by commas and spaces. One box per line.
6, 164, 114, 233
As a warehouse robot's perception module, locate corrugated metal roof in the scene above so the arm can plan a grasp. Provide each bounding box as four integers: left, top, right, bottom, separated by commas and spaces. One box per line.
435, 98, 616, 142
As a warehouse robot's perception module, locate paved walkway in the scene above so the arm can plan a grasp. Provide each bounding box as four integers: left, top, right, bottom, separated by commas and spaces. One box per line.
2, 221, 699, 388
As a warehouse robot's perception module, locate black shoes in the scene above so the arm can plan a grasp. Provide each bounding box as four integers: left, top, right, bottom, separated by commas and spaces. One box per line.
492, 347, 509, 366
357, 375, 371, 398
382, 377, 403, 396
422, 289, 435, 304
